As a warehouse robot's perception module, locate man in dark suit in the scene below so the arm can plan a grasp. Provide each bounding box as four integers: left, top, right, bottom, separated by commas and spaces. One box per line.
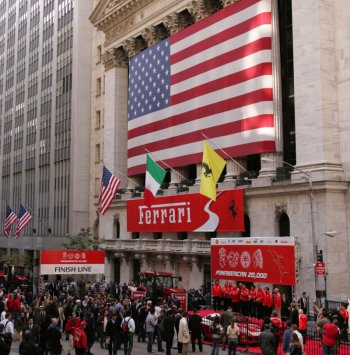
297, 292, 308, 316
23, 316, 40, 345
188, 308, 203, 353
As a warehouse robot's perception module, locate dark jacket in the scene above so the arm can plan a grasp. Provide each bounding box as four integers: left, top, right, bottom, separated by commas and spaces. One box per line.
0, 336, 10, 355
106, 316, 122, 337
258, 330, 276, 355
19, 339, 40, 355
188, 313, 202, 336
42, 325, 62, 354
23, 325, 40, 344
162, 316, 175, 342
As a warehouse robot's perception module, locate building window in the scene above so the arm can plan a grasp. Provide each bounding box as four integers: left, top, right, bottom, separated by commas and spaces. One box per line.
241, 215, 251, 238
97, 45, 102, 63
96, 77, 101, 96
114, 219, 120, 239
153, 232, 162, 240
95, 144, 100, 162
279, 212, 290, 236
96, 110, 101, 129
177, 232, 187, 240
132, 232, 140, 239
205, 232, 216, 240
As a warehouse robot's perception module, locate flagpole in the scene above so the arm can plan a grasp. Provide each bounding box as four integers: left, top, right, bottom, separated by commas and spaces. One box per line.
143, 148, 190, 184
100, 160, 144, 189
200, 132, 253, 178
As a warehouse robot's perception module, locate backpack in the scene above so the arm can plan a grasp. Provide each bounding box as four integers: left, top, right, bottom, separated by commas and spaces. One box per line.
122, 318, 130, 334
73, 328, 82, 348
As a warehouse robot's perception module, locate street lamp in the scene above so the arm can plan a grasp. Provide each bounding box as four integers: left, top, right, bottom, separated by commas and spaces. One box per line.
261, 158, 316, 296
316, 231, 337, 308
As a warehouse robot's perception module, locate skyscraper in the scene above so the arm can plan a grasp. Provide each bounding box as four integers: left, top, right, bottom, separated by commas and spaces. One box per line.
0, 0, 92, 265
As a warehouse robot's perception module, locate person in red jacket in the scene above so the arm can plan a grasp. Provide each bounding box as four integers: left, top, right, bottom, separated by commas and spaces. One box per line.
298, 309, 308, 344
249, 285, 257, 318
270, 310, 282, 353
263, 287, 272, 318
240, 284, 249, 316
73, 320, 88, 355
256, 284, 265, 319
340, 303, 349, 332
273, 288, 282, 319
322, 319, 340, 354
65, 312, 81, 355
231, 284, 240, 313
222, 282, 233, 310
212, 280, 222, 311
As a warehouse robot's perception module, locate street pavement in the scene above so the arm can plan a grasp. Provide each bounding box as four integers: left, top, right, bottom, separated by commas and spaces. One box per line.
10, 337, 258, 354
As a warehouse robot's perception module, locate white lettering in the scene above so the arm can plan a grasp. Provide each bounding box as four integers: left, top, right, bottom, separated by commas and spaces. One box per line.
145, 210, 151, 224
169, 208, 176, 223
187, 207, 191, 222
138, 207, 144, 224
152, 209, 159, 224
177, 208, 185, 223
137, 203, 192, 226
161, 209, 167, 223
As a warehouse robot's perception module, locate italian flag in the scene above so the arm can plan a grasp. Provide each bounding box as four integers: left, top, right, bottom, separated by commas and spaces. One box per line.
144, 155, 167, 206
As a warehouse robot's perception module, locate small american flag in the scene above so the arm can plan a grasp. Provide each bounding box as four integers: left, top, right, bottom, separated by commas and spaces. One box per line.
3, 205, 18, 237
15, 204, 33, 238
128, 0, 275, 175
98, 166, 121, 215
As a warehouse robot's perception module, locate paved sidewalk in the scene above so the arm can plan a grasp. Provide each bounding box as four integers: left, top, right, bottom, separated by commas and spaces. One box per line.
10, 337, 259, 354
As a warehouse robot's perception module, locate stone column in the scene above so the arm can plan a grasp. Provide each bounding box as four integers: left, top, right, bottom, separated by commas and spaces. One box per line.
194, 164, 202, 185
99, 47, 128, 236
169, 167, 188, 191
224, 158, 247, 182
188, 256, 203, 289
292, 0, 343, 181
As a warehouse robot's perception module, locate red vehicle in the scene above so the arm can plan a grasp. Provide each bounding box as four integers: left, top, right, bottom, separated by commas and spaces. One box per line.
197, 310, 264, 345
0, 263, 30, 290
136, 271, 184, 299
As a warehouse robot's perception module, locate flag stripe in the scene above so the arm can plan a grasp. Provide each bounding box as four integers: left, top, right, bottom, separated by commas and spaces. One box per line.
172, 50, 272, 95
128, 141, 276, 176
129, 88, 273, 142
171, 0, 264, 46
3, 207, 17, 237
99, 170, 120, 215
172, 62, 272, 105
128, 114, 274, 158
127, 0, 274, 175
171, 13, 271, 66
15, 205, 32, 238
129, 127, 276, 169
171, 37, 271, 85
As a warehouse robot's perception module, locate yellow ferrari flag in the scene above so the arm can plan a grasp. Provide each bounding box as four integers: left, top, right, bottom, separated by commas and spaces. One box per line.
200, 141, 226, 201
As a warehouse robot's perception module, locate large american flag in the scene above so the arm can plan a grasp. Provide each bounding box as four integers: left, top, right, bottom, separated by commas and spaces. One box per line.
3, 205, 18, 237
127, 0, 275, 175
98, 166, 121, 215
15, 204, 32, 238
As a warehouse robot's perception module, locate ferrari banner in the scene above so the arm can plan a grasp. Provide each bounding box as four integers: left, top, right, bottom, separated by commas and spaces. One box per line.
40, 250, 105, 275
127, 189, 244, 232
211, 237, 296, 286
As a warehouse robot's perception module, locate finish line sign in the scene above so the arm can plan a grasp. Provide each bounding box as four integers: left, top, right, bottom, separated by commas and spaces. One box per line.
40, 250, 105, 275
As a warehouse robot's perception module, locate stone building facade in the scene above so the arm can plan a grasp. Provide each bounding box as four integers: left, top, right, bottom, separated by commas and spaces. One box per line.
90, 0, 350, 302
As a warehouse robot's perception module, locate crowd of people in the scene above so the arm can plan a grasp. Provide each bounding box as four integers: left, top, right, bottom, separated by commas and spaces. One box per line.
0, 279, 211, 355
0, 279, 349, 355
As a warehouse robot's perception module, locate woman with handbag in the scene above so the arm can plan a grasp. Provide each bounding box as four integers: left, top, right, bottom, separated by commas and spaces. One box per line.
210, 316, 223, 355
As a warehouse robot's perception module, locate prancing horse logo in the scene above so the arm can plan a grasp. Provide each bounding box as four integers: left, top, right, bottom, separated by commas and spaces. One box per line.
202, 162, 212, 177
